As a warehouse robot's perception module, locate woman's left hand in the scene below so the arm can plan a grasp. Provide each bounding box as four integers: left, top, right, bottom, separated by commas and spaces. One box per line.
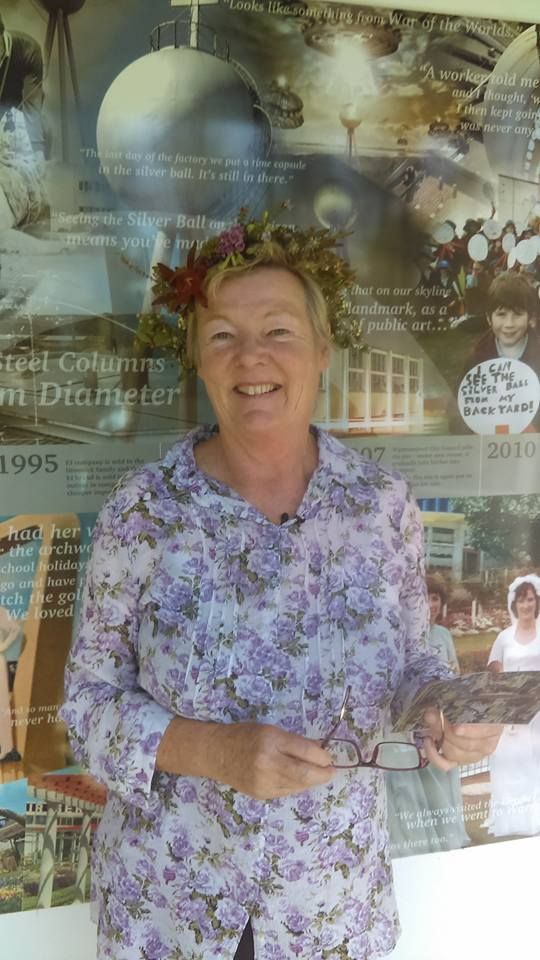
421, 708, 503, 771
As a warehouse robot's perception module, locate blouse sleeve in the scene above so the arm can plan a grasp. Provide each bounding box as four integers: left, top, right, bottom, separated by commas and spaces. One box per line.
58, 481, 175, 809
487, 630, 505, 666
392, 486, 454, 720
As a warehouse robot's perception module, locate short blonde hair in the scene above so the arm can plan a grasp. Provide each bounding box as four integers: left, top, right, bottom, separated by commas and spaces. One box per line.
188, 243, 331, 368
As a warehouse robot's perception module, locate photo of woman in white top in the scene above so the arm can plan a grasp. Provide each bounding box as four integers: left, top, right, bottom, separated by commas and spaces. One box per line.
386, 577, 469, 855
486, 574, 540, 837
0, 605, 22, 762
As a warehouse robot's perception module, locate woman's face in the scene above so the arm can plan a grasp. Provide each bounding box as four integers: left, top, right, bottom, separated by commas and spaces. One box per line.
515, 586, 538, 623
196, 268, 329, 438
428, 592, 442, 625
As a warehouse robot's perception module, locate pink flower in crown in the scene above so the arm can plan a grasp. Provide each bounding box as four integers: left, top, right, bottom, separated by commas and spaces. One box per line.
216, 224, 246, 256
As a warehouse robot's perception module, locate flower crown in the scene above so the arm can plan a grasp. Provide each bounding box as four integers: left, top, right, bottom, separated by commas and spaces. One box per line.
137, 206, 360, 369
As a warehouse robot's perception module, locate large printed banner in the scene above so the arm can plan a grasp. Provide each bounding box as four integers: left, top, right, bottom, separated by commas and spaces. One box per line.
0, 0, 540, 917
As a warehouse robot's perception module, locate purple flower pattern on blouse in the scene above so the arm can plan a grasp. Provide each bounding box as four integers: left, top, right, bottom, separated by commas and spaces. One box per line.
60, 425, 451, 960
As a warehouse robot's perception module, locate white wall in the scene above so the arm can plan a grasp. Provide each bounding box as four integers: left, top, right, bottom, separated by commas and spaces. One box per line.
3, 836, 540, 960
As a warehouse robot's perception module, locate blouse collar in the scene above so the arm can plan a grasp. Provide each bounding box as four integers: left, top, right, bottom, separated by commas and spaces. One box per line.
162, 424, 352, 525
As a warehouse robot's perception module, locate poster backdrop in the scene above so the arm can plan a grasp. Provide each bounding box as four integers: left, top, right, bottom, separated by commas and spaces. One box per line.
0, 0, 540, 917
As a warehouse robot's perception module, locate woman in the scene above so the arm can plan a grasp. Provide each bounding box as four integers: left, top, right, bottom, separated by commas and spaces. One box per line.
426, 578, 460, 674
486, 575, 540, 837
0, 105, 45, 232
0, 18, 52, 251
0, 604, 22, 762
60, 213, 500, 960
0, 103, 64, 258
386, 577, 469, 856
488, 576, 540, 674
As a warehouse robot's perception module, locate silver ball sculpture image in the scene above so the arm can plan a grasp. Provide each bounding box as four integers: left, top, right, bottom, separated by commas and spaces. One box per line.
38, 0, 86, 12
97, 40, 270, 217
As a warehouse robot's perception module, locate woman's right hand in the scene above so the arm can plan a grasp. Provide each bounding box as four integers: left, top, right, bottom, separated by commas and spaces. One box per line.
156, 716, 335, 800
214, 721, 336, 800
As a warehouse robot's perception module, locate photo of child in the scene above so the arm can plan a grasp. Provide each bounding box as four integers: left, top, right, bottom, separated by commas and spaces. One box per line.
458, 272, 540, 431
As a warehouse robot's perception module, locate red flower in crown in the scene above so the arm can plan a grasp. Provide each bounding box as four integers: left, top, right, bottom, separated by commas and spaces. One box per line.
152, 243, 209, 313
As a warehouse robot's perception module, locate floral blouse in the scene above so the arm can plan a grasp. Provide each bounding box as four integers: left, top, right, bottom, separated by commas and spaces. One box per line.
60, 425, 451, 960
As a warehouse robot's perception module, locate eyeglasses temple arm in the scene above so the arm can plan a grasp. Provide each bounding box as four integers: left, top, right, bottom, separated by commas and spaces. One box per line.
321, 685, 352, 747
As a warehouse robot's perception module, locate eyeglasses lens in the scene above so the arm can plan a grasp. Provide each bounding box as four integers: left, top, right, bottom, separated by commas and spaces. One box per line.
325, 739, 360, 767
376, 742, 421, 770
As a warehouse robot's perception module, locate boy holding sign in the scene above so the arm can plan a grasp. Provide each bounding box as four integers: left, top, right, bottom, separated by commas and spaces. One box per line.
459, 272, 540, 432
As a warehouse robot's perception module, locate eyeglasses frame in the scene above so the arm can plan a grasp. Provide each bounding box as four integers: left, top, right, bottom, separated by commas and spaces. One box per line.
320, 684, 440, 771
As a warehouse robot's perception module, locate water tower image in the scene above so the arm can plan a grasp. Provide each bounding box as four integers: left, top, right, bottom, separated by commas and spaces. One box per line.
339, 102, 362, 159
96, 2, 271, 225
38, 0, 87, 159
293, 11, 401, 164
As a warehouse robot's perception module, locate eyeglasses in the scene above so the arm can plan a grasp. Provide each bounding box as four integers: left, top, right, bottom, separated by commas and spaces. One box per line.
320, 685, 430, 771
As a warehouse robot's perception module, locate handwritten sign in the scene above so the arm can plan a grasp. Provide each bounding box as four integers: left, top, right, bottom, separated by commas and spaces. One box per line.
458, 358, 540, 434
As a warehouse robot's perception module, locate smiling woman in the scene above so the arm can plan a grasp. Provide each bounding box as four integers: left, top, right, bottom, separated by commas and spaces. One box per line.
485, 575, 540, 838
194, 269, 330, 521
60, 213, 502, 960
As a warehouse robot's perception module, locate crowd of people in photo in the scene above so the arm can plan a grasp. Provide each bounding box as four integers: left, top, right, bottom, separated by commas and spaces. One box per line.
425, 214, 540, 325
